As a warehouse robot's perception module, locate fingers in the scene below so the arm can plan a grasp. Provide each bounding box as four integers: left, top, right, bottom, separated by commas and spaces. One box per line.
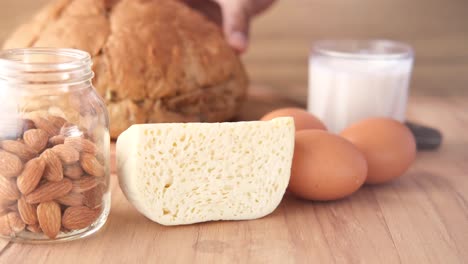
216, 0, 250, 53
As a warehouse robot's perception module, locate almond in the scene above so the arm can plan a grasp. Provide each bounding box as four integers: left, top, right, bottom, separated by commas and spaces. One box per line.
0, 150, 23, 177
64, 137, 98, 154
47, 115, 67, 130
25, 178, 72, 204
18, 196, 38, 225
71, 176, 100, 193
31, 116, 59, 136
83, 184, 106, 209
37, 201, 61, 238
0, 198, 14, 206
0, 214, 13, 236
7, 211, 25, 233
0, 205, 8, 216
26, 224, 42, 233
0, 140, 37, 161
0, 199, 15, 215
61, 226, 70, 233
41, 149, 63, 182
0, 177, 20, 201
96, 151, 105, 166
80, 153, 105, 177
63, 163, 83, 180
0, 211, 26, 236
7, 203, 18, 212
56, 192, 84, 207
49, 135, 65, 146
52, 144, 79, 165
21, 118, 36, 133
62, 206, 100, 230
17, 157, 46, 194
23, 129, 49, 153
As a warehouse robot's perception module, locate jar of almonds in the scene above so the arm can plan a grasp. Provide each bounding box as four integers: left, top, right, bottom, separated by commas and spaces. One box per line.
0, 48, 110, 242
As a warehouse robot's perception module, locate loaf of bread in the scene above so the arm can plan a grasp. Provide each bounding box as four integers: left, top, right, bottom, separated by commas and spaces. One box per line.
3, 0, 248, 138
117, 117, 295, 225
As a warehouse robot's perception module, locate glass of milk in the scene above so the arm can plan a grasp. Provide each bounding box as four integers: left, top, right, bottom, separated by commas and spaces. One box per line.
308, 40, 414, 133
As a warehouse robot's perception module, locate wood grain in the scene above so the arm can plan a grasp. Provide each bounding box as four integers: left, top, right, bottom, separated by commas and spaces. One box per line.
0, 93, 467, 264
0, 0, 467, 97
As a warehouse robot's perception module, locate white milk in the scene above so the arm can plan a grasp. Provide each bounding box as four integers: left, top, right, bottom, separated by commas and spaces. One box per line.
308, 41, 413, 133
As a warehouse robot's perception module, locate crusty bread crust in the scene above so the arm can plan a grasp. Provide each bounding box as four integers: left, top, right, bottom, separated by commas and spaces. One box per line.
3, 0, 248, 138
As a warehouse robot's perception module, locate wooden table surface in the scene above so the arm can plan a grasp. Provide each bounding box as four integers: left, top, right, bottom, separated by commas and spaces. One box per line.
0, 90, 466, 264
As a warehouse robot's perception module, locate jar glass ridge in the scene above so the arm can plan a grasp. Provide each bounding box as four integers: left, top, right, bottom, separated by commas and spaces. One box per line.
0, 48, 110, 243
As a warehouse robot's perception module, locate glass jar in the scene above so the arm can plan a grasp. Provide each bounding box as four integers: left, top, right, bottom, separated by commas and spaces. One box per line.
0, 48, 110, 243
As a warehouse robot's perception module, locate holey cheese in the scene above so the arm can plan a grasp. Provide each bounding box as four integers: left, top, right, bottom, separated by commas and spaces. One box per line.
117, 117, 295, 225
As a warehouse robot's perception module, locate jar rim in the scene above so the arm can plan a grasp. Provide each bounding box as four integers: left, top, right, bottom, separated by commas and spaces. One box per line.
0, 48, 94, 88
0, 48, 92, 70
312, 39, 413, 60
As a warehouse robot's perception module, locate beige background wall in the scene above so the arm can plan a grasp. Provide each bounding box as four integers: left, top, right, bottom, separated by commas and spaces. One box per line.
1, 0, 467, 99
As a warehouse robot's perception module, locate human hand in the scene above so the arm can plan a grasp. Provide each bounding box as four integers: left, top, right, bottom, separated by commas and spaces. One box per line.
184, 0, 276, 53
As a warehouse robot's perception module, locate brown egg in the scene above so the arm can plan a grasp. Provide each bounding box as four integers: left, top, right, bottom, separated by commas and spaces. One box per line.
289, 130, 367, 201
261, 108, 326, 131
341, 118, 416, 185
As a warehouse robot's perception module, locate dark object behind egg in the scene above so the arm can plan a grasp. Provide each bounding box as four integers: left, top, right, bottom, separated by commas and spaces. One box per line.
405, 122, 442, 151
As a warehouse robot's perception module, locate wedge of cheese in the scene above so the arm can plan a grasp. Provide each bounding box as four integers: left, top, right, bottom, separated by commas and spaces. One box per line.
117, 117, 295, 225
